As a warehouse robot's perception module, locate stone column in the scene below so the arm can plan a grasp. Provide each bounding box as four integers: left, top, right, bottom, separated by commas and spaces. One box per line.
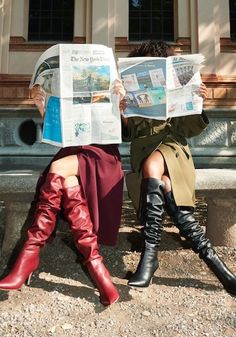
177, 0, 190, 40
85, 0, 92, 43
197, 0, 220, 73
91, 0, 115, 49
206, 197, 236, 247
74, 0, 86, 40
0, 0, 11, 73
189, 0, 198, 53
11, 0, 28, 39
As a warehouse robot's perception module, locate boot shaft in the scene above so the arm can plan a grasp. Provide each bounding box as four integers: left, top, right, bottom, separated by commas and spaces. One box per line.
38, 172, 65, 208
140, 178, 165, 245
62, 185, 100, 263
164, 191, 210, 253
27, 173, 65, 246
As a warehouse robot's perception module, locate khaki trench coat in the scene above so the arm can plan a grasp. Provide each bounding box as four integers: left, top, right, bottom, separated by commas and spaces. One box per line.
123, 113, 209, 210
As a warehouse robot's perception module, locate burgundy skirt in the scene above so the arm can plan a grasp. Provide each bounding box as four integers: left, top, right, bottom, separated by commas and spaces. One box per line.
36, 144, 124, 246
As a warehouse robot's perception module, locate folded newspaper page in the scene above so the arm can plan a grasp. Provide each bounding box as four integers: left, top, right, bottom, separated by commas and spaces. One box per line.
117, 54, 205, 120
30, 44, 122, 147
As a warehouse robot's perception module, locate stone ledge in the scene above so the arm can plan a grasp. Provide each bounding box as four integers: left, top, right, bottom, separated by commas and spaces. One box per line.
123, 168, 236, 195
195, 168, 236, 198
195, 168, 236, 190
0, 167, 235, 199
0, 170, 40, 200
0, 168, 235, 197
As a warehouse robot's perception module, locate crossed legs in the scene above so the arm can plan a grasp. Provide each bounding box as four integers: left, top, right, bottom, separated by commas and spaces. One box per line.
0, 155, 119, 305
128, 150, 236, 295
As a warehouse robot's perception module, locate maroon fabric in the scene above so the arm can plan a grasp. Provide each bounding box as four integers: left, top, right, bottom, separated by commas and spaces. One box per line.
35, 144, 124, 246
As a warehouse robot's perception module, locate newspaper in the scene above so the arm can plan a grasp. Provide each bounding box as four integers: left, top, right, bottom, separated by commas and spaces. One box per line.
117, 54, 205, 120
30, 44, 122, 147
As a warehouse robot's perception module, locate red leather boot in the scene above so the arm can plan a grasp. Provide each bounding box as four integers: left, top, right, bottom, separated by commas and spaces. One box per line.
0, 173, 65, 290
62, 184, 119, 306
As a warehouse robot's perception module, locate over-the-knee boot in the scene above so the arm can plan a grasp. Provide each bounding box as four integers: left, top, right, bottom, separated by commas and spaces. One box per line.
0, 173, 65, 290
62, 185, 119, 306
128, 178, 165, 287
165, 191, 236, 295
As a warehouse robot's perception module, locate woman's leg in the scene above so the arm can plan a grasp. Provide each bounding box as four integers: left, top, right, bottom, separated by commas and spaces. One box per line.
0, 172, 65, 290
0, 155, 79, 290
62, 176, 119, 306
164, 189, 236, 295
128, 151, 167, 287
0, 153, 119, 303
49, 155, 79, 177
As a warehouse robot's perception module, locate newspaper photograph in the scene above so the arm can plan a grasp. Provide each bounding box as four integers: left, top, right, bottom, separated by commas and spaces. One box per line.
30, 44, 122, 147
117, 54, 205, 120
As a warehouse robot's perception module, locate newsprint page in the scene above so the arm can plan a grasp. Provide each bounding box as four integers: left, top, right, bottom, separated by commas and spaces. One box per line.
30, 44, 122, 147
118, 54, 205, 120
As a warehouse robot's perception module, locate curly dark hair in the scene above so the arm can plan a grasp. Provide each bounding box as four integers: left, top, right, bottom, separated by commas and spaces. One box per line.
128, 40, 171, 58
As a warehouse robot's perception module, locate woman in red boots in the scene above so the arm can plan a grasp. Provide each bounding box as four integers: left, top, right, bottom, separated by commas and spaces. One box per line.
0, 84, 124, 306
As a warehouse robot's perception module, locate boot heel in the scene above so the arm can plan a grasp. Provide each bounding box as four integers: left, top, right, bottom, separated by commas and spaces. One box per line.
26, 272, 33, 286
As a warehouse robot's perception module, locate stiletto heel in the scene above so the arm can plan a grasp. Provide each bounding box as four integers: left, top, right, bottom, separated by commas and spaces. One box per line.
26, 272, 33, 286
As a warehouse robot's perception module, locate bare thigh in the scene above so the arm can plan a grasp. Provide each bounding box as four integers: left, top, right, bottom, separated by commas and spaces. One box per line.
142, 150, 172, 193
142, 150, 166, 179
49, 155, 80, 187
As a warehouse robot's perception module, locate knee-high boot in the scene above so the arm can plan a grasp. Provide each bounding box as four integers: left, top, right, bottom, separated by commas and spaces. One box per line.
165, 191, 236, 295
128, 178, 165, 287
62, 185, 119, 306
0, 173, 65, 290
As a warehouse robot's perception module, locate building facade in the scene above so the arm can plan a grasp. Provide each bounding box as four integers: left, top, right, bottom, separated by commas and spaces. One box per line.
0, 0, 236, 168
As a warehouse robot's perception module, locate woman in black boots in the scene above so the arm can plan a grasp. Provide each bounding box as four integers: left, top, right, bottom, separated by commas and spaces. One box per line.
121, 40, 236, 295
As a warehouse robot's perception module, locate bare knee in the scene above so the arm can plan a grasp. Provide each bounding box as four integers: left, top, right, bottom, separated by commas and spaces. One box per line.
162, 174, 172, 193
50, 160, 61, 174
64, 176, 79, 188
49, 155, 79, 178
142, 151, 165, 179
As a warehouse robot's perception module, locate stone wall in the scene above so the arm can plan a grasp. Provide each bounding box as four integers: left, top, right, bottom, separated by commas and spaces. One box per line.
190, 109, 236, 168
0, 108, 59, 170
0, 107, 235, 170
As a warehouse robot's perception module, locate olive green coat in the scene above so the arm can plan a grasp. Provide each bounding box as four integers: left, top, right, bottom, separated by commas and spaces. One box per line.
123, 113, 209, 210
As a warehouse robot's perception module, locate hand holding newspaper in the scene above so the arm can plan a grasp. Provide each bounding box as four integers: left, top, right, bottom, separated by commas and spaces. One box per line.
117, 54, 205, 120
30, 44, 122, 147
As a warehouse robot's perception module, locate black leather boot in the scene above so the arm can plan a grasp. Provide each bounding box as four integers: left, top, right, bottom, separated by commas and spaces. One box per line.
165, 191, 236, 295
128, 178, 165, 288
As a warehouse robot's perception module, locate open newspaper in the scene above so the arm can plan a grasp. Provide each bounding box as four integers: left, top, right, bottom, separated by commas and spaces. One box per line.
30, 44, 122, 147
117, 54, 205, 120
